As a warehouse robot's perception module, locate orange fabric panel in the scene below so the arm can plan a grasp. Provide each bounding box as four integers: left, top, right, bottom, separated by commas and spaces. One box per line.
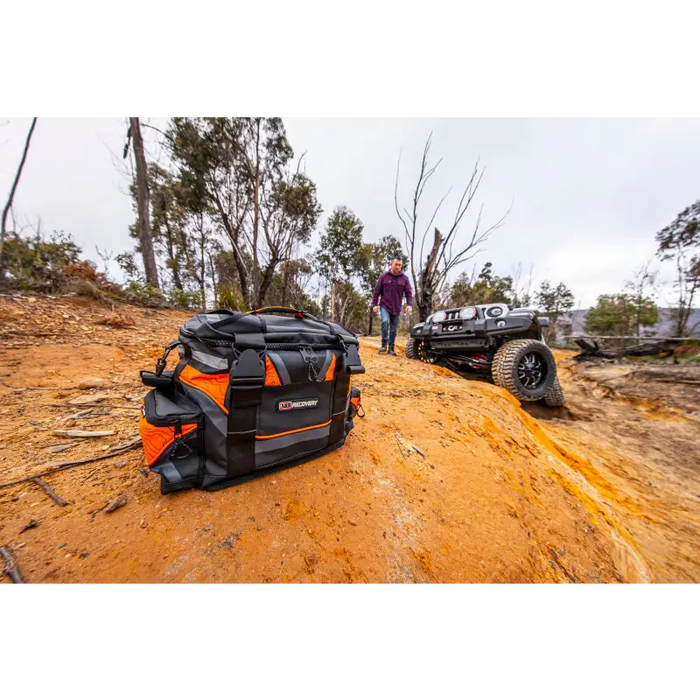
179, 364, 229, 413
324, 353, 336, 381
350, 396, 360, 410
256, 419, 332, 441
139, 413, 197, 466
265, 356, 282, 386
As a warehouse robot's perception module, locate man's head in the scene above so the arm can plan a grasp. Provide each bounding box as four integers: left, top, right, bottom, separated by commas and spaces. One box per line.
390, 258, 403, 275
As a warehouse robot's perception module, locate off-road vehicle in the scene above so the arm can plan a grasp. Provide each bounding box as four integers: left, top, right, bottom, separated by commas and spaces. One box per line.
405, 303, 565, 406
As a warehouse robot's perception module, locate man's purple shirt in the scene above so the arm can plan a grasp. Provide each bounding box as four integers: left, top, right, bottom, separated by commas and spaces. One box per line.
372, 270, 413, 315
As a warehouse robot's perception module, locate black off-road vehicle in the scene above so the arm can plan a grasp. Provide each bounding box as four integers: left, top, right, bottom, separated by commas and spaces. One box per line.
405, 303, 565, 406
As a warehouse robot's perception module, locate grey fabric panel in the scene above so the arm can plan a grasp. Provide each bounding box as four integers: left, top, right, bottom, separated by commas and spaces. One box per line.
267, 352, 291, 385
190, 349, 229, 371
255, 424, 330, 454
155, 461, 182, 484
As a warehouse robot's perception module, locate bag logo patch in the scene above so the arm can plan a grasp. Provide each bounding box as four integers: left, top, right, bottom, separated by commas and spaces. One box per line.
277, 398, 319, 412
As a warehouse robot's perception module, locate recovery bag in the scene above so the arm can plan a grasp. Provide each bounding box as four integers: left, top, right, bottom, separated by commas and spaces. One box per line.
139, 306, 364, 494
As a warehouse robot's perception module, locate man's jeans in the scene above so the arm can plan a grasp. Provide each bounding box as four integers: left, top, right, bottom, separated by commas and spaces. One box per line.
380, 306, 400, 349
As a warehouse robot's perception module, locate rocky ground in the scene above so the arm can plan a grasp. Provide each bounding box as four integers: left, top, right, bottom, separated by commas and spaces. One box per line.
0, 293, 698, 583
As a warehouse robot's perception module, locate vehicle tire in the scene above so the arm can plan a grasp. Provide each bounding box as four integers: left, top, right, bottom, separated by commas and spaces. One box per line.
543, 376, 566, 407
491, 339, 557, 402
406, 337, 419, 359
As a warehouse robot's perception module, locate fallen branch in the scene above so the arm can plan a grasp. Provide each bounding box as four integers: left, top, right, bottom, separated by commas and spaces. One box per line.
44, 403, 140, 411
53, 430, 116, 438
103, 436, 142, 452
394, 432, 408, 460
0, 440, 142, 491
80, 467, 102, 484
44, 443, 78, 454
652, 378, 700, 386
0, 546, 25, 583
0, 379, 81, 391
31, 477, 68, 506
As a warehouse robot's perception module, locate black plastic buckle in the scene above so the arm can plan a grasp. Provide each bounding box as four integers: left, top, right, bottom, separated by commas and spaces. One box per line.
229, 348, 265, 387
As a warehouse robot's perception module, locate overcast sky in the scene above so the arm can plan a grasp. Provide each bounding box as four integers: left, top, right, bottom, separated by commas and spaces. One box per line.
2, 117, 699, 309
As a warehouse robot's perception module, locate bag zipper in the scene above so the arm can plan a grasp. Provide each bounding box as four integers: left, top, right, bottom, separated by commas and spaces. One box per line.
180, 327, 349, 351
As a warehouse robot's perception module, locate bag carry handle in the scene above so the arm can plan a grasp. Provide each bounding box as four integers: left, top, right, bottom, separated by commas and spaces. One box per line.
249, 306, 317, 320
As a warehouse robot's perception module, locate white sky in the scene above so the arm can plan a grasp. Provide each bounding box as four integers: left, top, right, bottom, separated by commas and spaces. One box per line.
2, 117, 699, 309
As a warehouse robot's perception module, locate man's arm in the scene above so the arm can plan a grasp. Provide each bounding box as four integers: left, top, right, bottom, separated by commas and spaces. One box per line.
371, 273, 384, 308
404, 276, 413, 308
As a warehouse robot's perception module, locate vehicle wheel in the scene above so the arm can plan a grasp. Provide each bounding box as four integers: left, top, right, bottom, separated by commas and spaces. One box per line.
406, 337, 434, 363
543, 376, 566, 407
491, 339, 557, 402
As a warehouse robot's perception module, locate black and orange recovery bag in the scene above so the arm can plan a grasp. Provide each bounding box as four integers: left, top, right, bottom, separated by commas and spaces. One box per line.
139, 307, 364, 494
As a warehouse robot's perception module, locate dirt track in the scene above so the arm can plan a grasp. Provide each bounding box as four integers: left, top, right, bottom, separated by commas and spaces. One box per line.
0, 295, 698, 583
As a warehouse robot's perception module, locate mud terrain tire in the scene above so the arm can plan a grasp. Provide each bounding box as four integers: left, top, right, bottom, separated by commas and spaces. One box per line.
543, 376, 566, 407
406, 337, 419, 359
492, 339, 557, 402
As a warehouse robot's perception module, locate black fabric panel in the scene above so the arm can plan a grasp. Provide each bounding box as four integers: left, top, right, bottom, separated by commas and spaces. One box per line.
226, 348, 265, 479
202, 437, 347, 492
269, 348, 331, 384
256, 431, 330, 470
257, 383, 333, 435
150, 428, 202, 490
328, 355, 351, 445
143, 389, 201, 427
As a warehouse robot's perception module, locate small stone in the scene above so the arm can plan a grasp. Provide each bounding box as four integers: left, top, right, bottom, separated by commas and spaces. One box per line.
348, 520, 358, 526
79, 377, 106, 390
20, 518, 40, 533
79, 552, 89, 559
256, 525, 264, 532
140, 519, 148, 529
221, 532, 242, 550
104, 494, 128, 513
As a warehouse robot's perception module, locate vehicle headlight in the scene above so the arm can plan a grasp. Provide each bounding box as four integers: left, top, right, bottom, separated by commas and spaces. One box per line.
433, 311, 447, 322
459, 306, 476, 320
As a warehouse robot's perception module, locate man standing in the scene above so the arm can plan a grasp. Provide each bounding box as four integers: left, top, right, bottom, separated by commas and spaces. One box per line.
372, 257, 413, 355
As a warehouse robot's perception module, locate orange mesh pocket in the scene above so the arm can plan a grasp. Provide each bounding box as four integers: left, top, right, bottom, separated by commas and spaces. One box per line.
265, 356, 282, 386
139, 413, 197, 466
324, 353, 337, 381
179, 364, 229, 413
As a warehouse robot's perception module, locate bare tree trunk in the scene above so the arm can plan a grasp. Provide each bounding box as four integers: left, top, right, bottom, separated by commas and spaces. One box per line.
208, 251, 218, 306
251, 119, 261, 307
162, 212, 183, 291
1, 118, 38, 268
258, 258, 278, 307
129, 118, 160, 289
198, 223, 206, 307
330, 280, 336, 322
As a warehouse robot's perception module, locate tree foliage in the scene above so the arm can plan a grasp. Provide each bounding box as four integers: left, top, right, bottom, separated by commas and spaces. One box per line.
656, 200, 700, 336
536, 280, 575, 343
585, 294, 659, 338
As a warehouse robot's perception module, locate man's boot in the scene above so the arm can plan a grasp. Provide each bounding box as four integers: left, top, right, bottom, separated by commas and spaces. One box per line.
379, 345, 388, 354
388, 347, 397, 356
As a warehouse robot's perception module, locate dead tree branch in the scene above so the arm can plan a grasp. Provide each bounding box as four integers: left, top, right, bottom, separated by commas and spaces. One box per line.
0, 546, 25, 583
1, 118, 38, 264
31, 478, 68, 506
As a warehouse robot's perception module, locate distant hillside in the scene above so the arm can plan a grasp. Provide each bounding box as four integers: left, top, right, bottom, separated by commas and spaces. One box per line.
560, 308, 700, 339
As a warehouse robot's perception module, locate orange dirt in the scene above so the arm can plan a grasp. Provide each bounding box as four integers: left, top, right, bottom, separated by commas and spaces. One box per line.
0, 294, 698, 583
